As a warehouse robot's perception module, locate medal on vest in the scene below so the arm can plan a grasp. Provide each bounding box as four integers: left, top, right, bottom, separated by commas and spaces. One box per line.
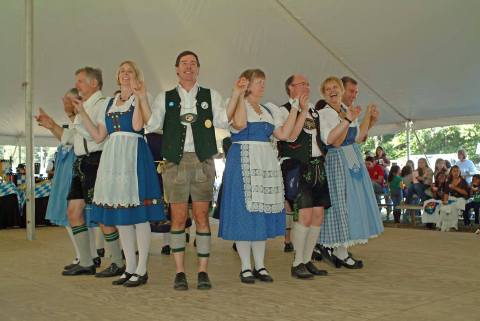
201, 101, 209, 110
180, 113, 198, 123
168, 101, 175, 108
204, 119, 212, 128
311, 111, 318, 118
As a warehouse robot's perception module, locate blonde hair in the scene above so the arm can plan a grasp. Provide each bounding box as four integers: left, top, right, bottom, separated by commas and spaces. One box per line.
239, 69, 266, 97
116, 60, 144, 86
320, 76, 344, 96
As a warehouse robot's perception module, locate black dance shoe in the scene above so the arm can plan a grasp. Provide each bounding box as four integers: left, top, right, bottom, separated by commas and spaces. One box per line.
123, 273, 148, 287
197, 272, 212, 290
311, 244, 323, 261
93, 257, 101, 268
335, 255, 364, 269
112, 272, 133, 285
174, 272, 189, 290
64, 259, 79, 270
284, 242, 294, 253
239, 269, 255, 284
305, 262, 328, 276
252, 268, 274, 282
291, 263, 314, 279
161, 245, 171, 255
95, 263, 125, 278
97, 248, 105, 258
62, 264, 95, 276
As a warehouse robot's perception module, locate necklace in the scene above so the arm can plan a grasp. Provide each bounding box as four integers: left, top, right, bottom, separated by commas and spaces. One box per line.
119, 93, 133, 102
250, 102, 263, 116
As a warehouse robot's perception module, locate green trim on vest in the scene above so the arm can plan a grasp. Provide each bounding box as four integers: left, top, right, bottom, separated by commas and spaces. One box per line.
163, 87, 217, 164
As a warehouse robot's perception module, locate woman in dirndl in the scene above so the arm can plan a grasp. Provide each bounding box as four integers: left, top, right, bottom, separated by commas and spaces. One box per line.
76, 61, 165, 287
219, 69, 299, 283
317, 76, 383, 268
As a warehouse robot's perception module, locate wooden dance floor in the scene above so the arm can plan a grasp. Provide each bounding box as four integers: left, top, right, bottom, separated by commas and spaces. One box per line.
1, 225, 479, 321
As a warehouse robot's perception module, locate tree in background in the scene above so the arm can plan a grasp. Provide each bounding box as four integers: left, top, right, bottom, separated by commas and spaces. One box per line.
362, 124, 480, 163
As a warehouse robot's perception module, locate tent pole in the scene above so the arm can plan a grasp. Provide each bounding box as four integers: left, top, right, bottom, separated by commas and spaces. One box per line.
24, 0, 35, 241
406, 121, 411, 161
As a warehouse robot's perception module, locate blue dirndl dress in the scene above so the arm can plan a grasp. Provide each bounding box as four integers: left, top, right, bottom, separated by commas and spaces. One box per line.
90, 96, 165, 225
45, 145, 76, 226
219, 121, 285, 241
320, 126, 384, 247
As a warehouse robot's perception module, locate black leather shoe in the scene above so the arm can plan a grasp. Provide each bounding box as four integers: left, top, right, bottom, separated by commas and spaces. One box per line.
291, 263, 314, 279
318, 245, 340, 268
97, 248, 105, 258
95, 263, 125, 278
284, 242, 294, 252
305, 261, 328, 276
197, 272, 212, 290
123, 273, 148, 287
232, 242, 237, 252
239, 269, 255, 284
62, 264, 95, 276
336, 255, 364, 269
93, 257, 101, 268
161, 245, 171, 255
112, 272, 133, 285
252, 268, 273, 282
174, 272, 188, 290
64, 259, 79, 270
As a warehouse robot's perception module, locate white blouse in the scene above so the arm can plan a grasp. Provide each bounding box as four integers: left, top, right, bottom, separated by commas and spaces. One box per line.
318, 104, 359, 145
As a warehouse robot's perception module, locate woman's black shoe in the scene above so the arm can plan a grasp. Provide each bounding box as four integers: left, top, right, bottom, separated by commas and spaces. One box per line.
239, 269, 255, 284
123, 273, 148, 287
112, 272, 133, 285
252, 268, 273, 282
336, 256, 363, 269
311, 244, 323, 261
93, 257, 101, 268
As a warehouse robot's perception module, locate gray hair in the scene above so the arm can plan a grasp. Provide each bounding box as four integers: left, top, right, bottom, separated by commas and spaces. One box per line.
75, 66, 103, 89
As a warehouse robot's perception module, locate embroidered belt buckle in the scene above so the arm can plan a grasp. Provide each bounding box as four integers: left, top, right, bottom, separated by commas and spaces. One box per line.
303, 118, 316, 130
156, 160, 166, 174
180, 113, 198, 124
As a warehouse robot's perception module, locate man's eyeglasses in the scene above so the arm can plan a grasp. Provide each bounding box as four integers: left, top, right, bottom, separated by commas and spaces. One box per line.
291, 82, 310, 87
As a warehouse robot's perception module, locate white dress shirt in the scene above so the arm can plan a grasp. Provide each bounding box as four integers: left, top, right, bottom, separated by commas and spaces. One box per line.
64, 90, 108, 156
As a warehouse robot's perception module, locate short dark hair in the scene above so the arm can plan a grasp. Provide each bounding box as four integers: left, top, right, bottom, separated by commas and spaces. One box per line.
75, 67, 103, 89
285, 75, 295, 96
175, 50, 200, 67
341, 76, 357, 87
365, 156, 375, 163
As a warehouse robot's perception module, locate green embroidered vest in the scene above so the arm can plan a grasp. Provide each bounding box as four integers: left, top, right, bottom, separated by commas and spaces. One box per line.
163, 87, 217, 164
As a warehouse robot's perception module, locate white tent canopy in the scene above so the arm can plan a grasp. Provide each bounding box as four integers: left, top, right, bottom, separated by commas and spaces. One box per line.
2, 0, 480, 146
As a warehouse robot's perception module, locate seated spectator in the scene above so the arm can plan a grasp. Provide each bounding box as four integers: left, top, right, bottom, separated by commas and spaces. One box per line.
434, 158, 449, 177
406, 158, 433, 205
463, 174, 480, 226
422, 170, 448, 228
374, 146, 391, 176
438, 165, 469, 231
387, 165, 403, 223
366, 156, 385, 204
401, 164, 413, 191
456, 149, 477, 184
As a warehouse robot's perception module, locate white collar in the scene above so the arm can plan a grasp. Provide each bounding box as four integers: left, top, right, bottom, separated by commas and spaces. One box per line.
83, 90, 103, 109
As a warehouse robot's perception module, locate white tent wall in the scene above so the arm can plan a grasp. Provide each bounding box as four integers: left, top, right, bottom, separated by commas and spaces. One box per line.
1, 0, 479, 142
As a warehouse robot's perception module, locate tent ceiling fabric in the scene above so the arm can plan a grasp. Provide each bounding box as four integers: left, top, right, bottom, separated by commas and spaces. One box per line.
1, 0, 479, 146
